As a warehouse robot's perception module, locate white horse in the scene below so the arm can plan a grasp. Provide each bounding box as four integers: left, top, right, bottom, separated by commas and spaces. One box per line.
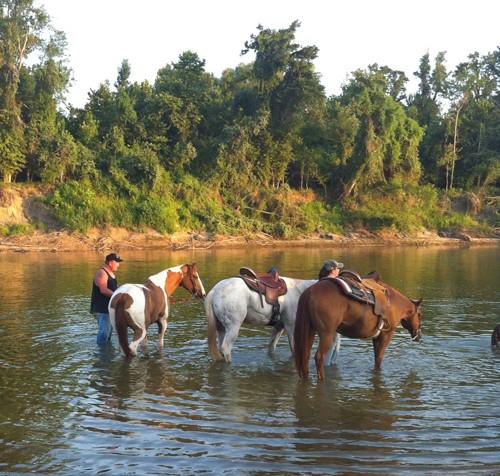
109, 263, 206, 358
205, 276, 321, 363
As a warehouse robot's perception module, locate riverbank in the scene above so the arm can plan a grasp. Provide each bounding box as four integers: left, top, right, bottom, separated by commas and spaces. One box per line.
0, 185, 498, 253
0, 227, 498, 253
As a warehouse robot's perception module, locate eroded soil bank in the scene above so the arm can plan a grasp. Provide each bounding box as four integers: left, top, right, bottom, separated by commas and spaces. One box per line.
0, 227, 498, 253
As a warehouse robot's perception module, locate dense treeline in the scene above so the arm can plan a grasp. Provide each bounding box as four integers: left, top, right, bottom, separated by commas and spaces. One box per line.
0, 1, 499, 237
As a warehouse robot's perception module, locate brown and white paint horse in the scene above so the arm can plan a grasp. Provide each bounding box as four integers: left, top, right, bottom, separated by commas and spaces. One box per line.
109, 263, 206, 358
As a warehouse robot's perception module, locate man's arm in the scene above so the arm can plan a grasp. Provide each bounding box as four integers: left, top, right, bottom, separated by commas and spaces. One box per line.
94, 269, 113, 297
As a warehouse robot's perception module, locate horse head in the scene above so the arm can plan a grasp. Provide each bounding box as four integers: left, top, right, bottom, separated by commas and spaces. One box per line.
401, 298, 422, 342
180, 263, 206, 299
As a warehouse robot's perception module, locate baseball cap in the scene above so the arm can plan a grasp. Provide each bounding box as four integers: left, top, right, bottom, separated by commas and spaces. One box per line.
105, 253, 123, 263
324, 259, 344, 271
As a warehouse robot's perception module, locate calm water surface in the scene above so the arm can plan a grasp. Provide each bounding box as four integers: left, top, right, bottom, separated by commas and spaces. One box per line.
0, 245, 499, 475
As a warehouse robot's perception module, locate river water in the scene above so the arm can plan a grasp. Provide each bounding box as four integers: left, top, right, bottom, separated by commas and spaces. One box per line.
0, 245, 499, 475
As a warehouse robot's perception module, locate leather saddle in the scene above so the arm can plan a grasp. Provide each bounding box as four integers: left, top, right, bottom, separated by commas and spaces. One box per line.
238, 267, 288, 325
328, 270, 389, 318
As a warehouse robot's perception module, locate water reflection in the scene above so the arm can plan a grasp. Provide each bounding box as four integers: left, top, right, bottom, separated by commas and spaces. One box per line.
292, 371, 424, 471
90, 347, 178, 401
0, 246, 499, 474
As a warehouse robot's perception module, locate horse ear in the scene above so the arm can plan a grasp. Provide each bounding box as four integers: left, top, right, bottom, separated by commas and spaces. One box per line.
411, 298, 422, 307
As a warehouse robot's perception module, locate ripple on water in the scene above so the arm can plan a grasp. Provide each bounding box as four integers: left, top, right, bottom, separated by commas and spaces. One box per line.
1, 248, 500, 474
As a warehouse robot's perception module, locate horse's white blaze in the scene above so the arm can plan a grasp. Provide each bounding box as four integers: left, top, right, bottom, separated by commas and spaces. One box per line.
197, 276, 206, 297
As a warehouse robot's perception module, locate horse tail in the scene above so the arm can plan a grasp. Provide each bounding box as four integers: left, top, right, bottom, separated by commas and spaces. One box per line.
205, 290, 223, 361
112, 293, 134, 358
294, 290, 315, 379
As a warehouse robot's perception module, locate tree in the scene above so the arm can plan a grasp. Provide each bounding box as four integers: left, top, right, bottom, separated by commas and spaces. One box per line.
446, 50, 500, 191
0, 0, 50, 124
333, 65, 423, 199
154, 52, 217, 175
115, 58, 131, 89
0, 0, 70, 182
408, 52, 450, 185
242, 21, 324, 137
0, 111, 24, 182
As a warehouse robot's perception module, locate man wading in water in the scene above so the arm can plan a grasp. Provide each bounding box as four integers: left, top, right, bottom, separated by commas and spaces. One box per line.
90, 253, 123, 345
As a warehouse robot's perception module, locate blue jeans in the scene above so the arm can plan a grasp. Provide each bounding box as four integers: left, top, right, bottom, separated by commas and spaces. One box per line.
95, 312, 112, 345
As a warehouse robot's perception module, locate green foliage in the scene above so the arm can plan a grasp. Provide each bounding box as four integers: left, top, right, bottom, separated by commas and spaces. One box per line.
435, 211, 489, 233
344, 183, 440, 232
0, 16, 497, 236
0, 223, 33, 236
0, 121, 25, 182
118, 143, 161, 187
268, 221, 293, 239
334, 65, 424, 199
134, 194, 178, 233
298, 201, 344, 234
48, 180, 103, 231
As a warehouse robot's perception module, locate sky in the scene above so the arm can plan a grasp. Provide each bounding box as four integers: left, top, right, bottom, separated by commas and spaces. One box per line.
41, 0, 500, 108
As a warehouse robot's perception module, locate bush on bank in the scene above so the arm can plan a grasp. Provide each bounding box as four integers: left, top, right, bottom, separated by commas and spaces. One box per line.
42, 176, 494, 237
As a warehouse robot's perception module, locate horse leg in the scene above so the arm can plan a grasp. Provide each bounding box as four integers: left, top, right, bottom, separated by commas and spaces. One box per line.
158, 316, 168, 349
283, 320, 296, 355
372, 331, 395, 370
325, 332, 341, 366
220, 325, 240, 364
314, 332, 335, 380
129, 326, 147, 356
214, 319, 226, 360
268, 321, 285, 354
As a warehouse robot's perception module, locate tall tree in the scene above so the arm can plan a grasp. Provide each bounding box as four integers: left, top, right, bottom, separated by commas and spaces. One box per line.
448, 50, 500, 191
0, 0, 69, 182
242, 21, 324, 137
334, 65, 423, 199
408, 52, 450, 185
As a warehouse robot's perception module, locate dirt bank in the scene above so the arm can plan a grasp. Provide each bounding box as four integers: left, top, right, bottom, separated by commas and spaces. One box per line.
0, 227, 498, 253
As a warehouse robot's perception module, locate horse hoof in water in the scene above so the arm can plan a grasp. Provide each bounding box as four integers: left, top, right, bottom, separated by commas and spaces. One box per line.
491, 324, 500, 347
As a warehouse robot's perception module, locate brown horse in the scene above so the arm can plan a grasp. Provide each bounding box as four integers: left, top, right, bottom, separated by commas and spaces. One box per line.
109, 263, 206, 358
294, 276, 422, 380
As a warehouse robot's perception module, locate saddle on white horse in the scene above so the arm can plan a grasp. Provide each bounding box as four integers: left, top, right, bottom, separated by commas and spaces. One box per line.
238, 267, 288, 325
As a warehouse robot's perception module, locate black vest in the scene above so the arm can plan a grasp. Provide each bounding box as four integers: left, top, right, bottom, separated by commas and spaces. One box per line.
90, 268, 118, 313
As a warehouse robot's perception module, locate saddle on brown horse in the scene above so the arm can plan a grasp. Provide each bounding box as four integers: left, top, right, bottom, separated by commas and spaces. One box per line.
238, 267, 288, 325
327, 270, 389, 319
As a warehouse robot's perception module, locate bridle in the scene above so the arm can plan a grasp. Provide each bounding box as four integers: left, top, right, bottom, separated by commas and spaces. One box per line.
183, 266, 199, 297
